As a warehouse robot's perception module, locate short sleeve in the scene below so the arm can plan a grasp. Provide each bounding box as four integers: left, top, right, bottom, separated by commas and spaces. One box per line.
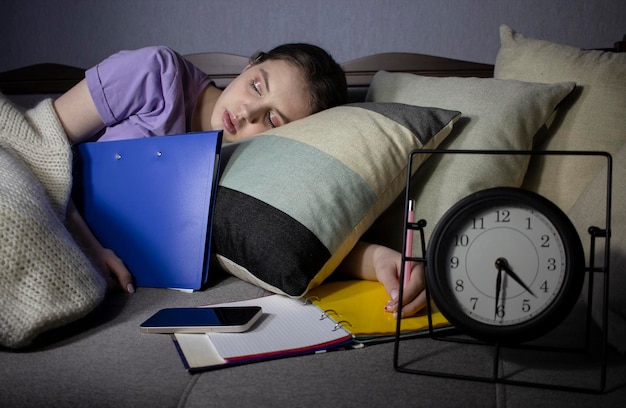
85, 46, 212, 140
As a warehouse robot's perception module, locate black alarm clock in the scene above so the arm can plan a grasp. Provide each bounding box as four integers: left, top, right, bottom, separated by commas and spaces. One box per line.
425, 187, 585, 344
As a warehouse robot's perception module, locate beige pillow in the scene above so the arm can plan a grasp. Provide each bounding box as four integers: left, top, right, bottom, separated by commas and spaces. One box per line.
364, 71, 574, 249
494, 24, 626, 212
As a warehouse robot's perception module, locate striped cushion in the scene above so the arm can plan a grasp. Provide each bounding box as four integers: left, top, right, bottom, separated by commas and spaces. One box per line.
213, 102, 460, 297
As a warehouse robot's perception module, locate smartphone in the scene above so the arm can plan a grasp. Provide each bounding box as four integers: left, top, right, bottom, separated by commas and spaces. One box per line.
140, 306, 263, 334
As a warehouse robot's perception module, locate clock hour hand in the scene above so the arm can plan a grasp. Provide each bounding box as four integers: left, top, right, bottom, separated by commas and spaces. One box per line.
495, 258, 537, 298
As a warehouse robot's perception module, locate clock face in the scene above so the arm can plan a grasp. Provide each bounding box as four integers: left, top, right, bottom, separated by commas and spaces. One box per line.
427, 188, 585, 343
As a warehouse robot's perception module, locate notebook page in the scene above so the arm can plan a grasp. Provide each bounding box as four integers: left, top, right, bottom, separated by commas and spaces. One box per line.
174, 333, 226, 368
205, 295, 351, 360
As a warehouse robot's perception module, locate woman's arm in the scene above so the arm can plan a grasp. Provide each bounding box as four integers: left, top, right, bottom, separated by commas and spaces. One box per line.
54, 79, 134, 293
53, 79, 105, 144
338, 241, 426, 317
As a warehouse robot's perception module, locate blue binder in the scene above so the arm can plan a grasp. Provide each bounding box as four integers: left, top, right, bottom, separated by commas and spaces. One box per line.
76, 131, 223, 290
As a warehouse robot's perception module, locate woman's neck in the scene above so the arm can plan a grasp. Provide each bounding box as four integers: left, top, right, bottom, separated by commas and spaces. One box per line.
191, 83, 222, 132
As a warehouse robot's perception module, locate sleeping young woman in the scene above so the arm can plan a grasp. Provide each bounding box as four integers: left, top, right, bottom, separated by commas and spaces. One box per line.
51, 44, 426, 317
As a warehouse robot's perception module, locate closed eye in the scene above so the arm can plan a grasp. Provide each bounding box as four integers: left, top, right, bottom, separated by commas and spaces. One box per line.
249, 79, 278, 128
249, 79, 262, 96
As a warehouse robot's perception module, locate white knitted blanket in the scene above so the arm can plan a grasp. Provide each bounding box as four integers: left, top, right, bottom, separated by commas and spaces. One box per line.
0, 95, 106, 348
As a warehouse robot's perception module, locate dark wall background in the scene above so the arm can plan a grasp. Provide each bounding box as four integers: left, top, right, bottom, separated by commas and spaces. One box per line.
1, 0, 624, 72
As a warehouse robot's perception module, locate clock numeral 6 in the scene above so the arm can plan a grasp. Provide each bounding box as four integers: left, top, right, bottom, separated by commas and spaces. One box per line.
496, 305, 505, 318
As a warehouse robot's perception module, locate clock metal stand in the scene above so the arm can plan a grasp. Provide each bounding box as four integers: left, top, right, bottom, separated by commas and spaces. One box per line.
393, 149, 612, 394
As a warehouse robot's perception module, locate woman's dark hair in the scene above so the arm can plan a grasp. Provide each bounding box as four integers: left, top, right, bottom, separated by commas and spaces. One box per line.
250, 43, 348, 113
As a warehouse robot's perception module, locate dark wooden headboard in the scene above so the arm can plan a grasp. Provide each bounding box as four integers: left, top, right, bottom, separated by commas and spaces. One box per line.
0, 63, 85, 95
186, 51, 496, 103
0, 52, 495, 98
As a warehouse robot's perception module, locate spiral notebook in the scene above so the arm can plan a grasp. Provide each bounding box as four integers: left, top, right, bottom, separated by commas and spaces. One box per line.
173, 294, 354, 371
76, 131, 222, 290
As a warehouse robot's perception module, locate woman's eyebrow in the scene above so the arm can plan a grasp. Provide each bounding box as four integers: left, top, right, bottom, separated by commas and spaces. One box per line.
260, 67, 290, 124
261, 68, 271, 93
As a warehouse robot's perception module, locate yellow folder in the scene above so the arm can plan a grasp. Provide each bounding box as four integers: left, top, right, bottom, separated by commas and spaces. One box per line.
307, 280, 448, 342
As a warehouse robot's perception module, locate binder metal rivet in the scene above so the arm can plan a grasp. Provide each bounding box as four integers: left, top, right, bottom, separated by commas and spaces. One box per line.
157, 151, 162, 157
115, 153, 122, 160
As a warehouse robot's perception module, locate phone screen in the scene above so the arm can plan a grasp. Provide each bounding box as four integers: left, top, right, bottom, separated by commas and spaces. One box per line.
140, 306, 262, 333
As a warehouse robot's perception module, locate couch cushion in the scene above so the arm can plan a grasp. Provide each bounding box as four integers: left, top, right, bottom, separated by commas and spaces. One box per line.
494, 24, 626, 212
364, 70, 574, 249
213, 102, 459, 297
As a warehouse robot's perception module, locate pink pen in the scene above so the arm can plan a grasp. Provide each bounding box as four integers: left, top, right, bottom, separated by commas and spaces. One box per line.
403, 199, 415, 289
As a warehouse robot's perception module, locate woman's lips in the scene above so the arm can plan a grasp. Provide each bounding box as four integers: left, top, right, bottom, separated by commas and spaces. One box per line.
222, 110, 237, 134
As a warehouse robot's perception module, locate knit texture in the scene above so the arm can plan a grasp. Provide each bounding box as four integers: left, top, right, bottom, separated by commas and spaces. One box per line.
0, 96, 72, 218
0, 96, 106, 348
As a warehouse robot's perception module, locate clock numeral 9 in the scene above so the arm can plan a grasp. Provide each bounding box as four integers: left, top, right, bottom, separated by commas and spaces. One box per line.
450, 256, 459, 269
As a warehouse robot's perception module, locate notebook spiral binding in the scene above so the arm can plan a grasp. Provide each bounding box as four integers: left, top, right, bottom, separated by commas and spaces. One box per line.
303, 296, 353, 332
302, 296, 319, 305
333, 321, 353, 331
320, 309, 340, 320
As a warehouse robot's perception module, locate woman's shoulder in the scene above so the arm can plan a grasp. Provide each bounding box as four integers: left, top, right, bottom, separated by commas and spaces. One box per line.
118, 46, 191, 71
96, 46, 200, 75
91, 45, 209, 90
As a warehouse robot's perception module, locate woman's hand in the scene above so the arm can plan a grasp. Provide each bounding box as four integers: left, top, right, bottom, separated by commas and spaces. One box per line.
380, 258, 426, 318
65, 200, 135, 293
88, 247, 135, 294
338, 241, 426, 318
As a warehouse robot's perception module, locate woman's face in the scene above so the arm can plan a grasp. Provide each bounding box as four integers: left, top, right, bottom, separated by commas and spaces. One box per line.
211, 59, 313, 142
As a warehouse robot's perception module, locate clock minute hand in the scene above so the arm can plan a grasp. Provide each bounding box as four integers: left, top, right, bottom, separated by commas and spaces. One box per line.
496, 258, 537, 298
495, 266, 503, 320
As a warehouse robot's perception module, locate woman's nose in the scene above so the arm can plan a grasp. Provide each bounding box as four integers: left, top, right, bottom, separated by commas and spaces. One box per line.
240, 102, 263, 123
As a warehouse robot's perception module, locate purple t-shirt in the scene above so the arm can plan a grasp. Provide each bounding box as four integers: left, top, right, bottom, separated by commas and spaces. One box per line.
85, 46, 213, 142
